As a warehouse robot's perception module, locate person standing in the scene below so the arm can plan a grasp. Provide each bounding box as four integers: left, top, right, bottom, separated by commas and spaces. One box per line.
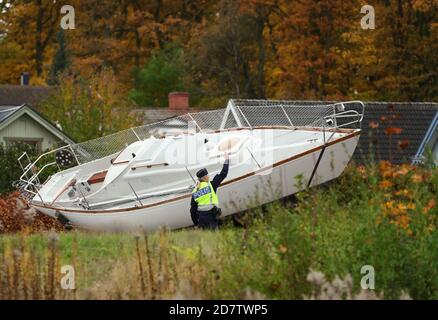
190, 154, 229, 229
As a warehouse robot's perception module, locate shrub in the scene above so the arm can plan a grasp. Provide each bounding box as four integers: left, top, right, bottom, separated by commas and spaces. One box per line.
0, 143, 36, 194
40, 68, 140, 143
0, 161, 437, 299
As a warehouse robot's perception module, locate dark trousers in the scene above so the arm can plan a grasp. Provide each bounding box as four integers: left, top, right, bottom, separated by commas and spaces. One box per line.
198, 209, 219, 230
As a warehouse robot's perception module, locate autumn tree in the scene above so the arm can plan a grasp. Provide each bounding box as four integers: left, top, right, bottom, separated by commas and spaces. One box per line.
370, 0, 438, 101
0, 0, 64, 82
0, 0, 436, 102
40, 69, 140, 142
189, 0, 281, 101
65, 0, 206, 86
48, 30, 70, 85
265, 0, 363, 100
130, 44, 186, 107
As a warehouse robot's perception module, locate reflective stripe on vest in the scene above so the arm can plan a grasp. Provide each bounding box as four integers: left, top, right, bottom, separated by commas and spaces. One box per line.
192, 181, 219, 210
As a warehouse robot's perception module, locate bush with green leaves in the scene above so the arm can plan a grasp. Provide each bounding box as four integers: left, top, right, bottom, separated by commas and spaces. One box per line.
195, 161, 438, 299
0, 143, 37, 194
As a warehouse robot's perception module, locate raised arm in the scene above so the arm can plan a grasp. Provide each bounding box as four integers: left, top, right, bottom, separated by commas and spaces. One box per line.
211, 155, 229, 192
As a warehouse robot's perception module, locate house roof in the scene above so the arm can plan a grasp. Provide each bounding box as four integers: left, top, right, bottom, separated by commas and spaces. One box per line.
138, 107, 200, 124
0, 106, 21, 123
0, 85, 54, 107
278, 101, 438, 164
356, 102, 438, 164
0, 104, 75, 145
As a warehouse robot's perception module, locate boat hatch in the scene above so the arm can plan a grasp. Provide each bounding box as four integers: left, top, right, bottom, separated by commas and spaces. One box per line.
208, 135, 248, 158
112, 141, 144, 164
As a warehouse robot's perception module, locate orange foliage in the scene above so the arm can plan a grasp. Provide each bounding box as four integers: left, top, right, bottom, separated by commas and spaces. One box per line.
384, 127, 403, 136
0, 192, 62, 233
375, 161, 436, 236
398, 140, 410, 150
0, 0, 437, 102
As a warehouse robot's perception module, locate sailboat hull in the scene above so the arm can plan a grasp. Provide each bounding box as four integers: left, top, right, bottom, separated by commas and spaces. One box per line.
33, 131, 360, 232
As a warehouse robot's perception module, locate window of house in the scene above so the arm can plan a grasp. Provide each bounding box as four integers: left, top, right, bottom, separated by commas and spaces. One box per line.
4, 138, 43, 153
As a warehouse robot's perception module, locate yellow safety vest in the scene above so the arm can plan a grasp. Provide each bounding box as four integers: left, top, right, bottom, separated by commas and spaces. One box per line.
192, 181, 219, 211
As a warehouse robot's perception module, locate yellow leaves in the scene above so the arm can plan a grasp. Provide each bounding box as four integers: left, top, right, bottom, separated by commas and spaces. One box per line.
382, 201, 415, 216
377, 172, 437, 237
379, 161, 393, 178
426, 224, 435, 233
384, 200, 394, 210
270, 67, 284, 79
279, 244, 288, 254
171, 245, 199, 263
394, 166, 410, 177
0, 41, 30, 84
411, 174, 424, 183
393, 214, 411, 230
423, 199, 436, 214
379, 161, 417, 182
379, 180, 393, 189
369, 161, 436, 238
412, 0, 437, 12
40, 69, 140, 142
380, 191, 417, 236
394, 189, 410, 197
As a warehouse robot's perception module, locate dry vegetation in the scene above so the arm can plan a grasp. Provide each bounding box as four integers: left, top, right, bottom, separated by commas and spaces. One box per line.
0, 192, 63, 233
0, 161, 437, 300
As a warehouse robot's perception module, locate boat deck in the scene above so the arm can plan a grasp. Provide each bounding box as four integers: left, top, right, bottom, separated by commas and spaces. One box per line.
33, 127, 354, 211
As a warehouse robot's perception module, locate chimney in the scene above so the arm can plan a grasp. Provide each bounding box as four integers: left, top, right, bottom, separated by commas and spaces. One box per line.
168, 92, 189, 111
20, 72, 30, 86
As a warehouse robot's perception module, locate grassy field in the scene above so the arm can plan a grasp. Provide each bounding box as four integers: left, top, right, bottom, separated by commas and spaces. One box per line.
0, 161, 437, 300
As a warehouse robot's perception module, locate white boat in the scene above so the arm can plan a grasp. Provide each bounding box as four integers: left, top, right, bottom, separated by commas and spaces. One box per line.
16, 99, 364, 232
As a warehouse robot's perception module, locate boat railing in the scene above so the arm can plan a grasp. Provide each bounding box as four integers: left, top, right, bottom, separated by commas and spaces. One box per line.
16, 99, 364, 201
16, 144, 80, 203
321, 101, 365, 143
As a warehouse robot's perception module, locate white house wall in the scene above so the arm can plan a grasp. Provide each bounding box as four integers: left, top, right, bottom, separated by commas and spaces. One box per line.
0, 113, 60, 151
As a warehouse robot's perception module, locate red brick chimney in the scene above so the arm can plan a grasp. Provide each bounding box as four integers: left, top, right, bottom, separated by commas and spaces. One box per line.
168, 92, 189, 111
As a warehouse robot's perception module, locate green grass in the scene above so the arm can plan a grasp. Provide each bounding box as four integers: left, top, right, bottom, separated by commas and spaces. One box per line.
0, 161, 437, 299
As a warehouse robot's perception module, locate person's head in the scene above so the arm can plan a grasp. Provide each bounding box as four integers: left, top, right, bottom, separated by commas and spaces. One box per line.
196, 168, 209, 182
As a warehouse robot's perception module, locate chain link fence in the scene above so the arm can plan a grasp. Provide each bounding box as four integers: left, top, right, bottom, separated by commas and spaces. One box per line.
67, 100, 363, 164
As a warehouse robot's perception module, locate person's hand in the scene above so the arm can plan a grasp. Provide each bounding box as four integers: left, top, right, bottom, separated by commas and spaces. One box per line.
224, 153, 229, 161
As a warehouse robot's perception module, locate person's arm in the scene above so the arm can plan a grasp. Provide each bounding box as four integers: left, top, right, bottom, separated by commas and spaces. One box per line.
190, 196, 199, 225
211, 155, 229, 192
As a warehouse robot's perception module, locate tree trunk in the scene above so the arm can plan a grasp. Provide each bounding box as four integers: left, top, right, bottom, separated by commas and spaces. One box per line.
35, 0, 44, 76
256, 15, 266, 99
154, 0, 164, 49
